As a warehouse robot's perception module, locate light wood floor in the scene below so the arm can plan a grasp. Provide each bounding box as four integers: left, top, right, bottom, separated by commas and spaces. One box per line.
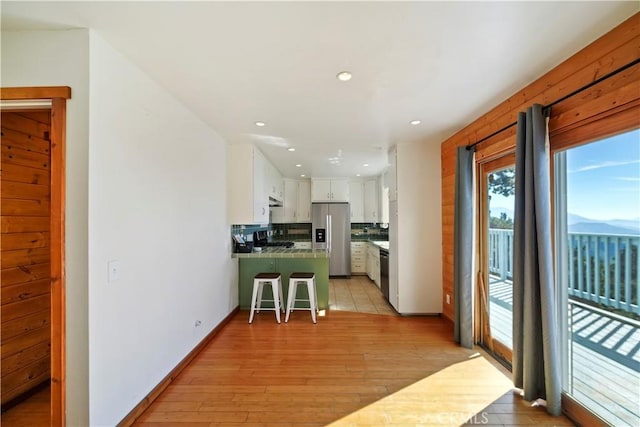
1, 279, 576, 426
134, 280, 575, 427
0, 384, 50, 427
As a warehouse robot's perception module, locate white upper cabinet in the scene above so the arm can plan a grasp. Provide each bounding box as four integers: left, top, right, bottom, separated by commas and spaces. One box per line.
388, 148, 397, 202
228, 144, 268, 224
283, 179, 298, 220
380, 172, 390, 224
311, 178, 350, 202
272, 179, 312, 224
312, 179, 332, 201
265, 161, 283, 202
349, 181, 364, 222
253, 150, 268, 223
331, 178, 350, 201
364, 179, 379, 223
296, 180, 311, 222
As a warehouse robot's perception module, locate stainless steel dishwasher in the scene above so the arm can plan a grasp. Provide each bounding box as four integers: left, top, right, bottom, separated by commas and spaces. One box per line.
379, 248, 389, 301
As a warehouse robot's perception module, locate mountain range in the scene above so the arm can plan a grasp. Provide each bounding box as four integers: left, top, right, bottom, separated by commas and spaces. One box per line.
490, 208, 640, 235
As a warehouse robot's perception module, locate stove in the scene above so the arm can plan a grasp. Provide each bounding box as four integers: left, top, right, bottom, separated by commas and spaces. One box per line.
252, 231, 295, 248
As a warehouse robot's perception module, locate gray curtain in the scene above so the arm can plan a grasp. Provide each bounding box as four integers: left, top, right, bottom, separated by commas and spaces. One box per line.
454, 146, 474, 349
512, 104, 561, 415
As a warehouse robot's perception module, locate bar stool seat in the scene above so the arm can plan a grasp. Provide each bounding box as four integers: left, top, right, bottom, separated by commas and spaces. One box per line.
285, 272, 318, 323
249, 272, 284, 323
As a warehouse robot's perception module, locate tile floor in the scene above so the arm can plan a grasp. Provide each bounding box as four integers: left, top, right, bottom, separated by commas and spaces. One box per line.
328, 275, 396, 315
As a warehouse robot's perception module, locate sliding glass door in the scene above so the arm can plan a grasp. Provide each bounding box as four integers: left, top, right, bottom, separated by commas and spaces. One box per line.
478, 155, 515, 363
554, 129, 640, 426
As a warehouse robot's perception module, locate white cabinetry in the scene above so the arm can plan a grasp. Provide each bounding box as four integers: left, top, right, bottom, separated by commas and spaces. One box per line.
350, 242, 367, 274
380, 171, 390, 224
272, 179, 297, 223
367, 243, 380, 287
294, 241, 312, 249
388, 144, 442, 314
349, 181, 364, 222
228, 144, 269, 224
388, 149, 397, 202
364, 179, 379, 223
311, 178, 349, 202
252, 149, 268, 223
296, 180, 311, 222
265, 161, 283, 202
272, 179, 312, 224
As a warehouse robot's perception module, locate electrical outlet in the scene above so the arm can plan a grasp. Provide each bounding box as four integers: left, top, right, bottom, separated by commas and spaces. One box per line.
108, 260, 121, 283
446, 294, 451, 304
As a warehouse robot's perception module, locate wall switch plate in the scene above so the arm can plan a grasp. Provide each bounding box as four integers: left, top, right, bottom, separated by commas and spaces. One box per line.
108, 260, 121, 283
446, 294, 451, 304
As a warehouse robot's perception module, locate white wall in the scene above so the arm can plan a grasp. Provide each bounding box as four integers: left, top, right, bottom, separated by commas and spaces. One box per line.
87, 32, 236, 426
396, 141, 442, 313
1, 29, 91, 426
2, 29, 238, 425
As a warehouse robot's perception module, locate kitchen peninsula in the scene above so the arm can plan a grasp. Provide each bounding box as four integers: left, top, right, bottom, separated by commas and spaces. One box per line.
234, 248, 329, 310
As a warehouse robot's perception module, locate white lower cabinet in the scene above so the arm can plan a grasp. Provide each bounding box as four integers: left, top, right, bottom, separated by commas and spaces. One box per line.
294, 241, 312, 249
350, 242, 367, 274
366, 243, 380, 286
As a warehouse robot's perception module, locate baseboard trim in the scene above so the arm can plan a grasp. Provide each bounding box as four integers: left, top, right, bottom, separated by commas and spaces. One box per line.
117, 306, 240, 427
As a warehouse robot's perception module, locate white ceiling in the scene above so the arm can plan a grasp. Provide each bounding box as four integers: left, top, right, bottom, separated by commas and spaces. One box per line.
2, 2, 638, 178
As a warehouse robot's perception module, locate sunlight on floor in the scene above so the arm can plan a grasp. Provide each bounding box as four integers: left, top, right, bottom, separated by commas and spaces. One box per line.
328, 353, 513, 426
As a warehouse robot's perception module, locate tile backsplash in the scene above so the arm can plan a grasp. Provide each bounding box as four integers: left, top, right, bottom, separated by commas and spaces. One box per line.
351, 223, 388, 240
230, 223, 312, 242
231, 222, 387, 242
270, 223, 312, 241
230, 224, 268, 242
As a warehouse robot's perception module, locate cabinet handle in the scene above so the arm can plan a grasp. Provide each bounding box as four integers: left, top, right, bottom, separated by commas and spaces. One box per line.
331, 192, 334, 199
262, 207, 265, 215
327, 192, 330, 199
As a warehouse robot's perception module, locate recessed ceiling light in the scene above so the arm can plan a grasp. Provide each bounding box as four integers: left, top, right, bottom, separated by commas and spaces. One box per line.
336, 71, 352, 82
255, 121, 266, 127
410, 120, 421, 125
356, 174, 361, 177
287, 148, 295, 152
296, 164, 302, 168
300, 174, 306, 177
363, 163, 369, 167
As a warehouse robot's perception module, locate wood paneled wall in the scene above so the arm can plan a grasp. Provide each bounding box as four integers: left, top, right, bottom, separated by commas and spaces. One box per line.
1, 111, 52, 404
440, 13, 640, 322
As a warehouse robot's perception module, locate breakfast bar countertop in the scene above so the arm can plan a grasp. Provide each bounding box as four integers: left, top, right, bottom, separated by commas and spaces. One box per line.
232, 248, 329, 259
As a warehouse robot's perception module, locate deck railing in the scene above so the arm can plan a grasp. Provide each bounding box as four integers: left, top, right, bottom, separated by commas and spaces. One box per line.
488, 229, 640, 315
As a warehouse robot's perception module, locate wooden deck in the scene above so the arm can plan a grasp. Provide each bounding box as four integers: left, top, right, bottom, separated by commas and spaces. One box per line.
489, 277, 640, 427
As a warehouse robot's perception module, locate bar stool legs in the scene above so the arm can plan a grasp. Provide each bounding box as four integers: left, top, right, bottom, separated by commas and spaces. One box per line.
285, 273, 318, 323
249, 273, 284, 323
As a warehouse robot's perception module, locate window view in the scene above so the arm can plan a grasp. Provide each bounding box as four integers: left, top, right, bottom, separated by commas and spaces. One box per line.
556, 129, 640, 426
486, 166, 515, 354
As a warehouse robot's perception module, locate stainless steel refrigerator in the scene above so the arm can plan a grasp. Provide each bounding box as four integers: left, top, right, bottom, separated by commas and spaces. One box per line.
312, 203, 351, 277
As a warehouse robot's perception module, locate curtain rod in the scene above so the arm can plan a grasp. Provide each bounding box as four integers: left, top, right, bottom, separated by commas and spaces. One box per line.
465, 57, 640, 151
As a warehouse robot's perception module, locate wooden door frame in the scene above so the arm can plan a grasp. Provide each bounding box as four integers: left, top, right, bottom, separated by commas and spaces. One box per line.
476, 153, 515, 365
1, 86, 70, 427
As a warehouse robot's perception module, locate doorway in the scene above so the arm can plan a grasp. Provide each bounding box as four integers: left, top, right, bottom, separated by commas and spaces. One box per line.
0, 87, 69, 427
478, 155, 515, 365
1, 110, 53, 425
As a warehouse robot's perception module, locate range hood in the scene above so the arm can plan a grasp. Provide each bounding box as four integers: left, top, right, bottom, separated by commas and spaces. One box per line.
269, 196, 283, 207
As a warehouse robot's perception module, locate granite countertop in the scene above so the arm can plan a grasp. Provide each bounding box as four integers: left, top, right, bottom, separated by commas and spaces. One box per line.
233, 247, 328, 259
371, 241, 389, 250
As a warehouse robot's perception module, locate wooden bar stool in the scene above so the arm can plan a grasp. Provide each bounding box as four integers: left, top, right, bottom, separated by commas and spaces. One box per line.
285, 272, 318, 323
249, 272, 284, 324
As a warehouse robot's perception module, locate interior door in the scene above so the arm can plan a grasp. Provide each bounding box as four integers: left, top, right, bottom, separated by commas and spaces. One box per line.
478, 155, 515, 364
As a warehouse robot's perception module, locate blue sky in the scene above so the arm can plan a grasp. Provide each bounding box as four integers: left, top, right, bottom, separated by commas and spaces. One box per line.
566, 129, 640, 221
488, 128, 640, 222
